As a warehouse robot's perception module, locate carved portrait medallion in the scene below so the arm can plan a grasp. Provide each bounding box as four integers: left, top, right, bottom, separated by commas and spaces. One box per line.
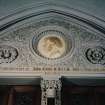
37, 35, 66, 59
32, 28, 73, 61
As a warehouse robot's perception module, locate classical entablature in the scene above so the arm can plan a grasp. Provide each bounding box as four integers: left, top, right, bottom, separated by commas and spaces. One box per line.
0, 2, 105, 77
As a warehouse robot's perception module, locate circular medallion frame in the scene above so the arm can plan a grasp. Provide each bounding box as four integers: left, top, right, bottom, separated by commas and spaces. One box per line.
31, 25, 74, 65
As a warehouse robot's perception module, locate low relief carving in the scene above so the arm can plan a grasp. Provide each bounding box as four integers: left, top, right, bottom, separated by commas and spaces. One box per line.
86, 46, 105, 65
0, 45, 18, 64
41, 79, 61, 105
0, 18, 105, 71
80, 32, 100, 42
31, 19, 70, 30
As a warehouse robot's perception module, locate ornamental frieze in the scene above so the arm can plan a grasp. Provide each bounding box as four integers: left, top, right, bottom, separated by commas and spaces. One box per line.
0, 16, 105, 73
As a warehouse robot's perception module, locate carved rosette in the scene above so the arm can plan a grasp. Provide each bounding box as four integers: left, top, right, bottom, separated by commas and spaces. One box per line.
0, 45, 18, 64
85, 46, 105, 65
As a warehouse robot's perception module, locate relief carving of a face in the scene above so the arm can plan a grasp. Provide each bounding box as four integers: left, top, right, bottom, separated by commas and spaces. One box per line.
37, 35, 66, 59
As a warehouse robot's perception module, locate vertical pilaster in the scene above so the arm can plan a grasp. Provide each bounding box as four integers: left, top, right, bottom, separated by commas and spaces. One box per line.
41, 79, 61, 105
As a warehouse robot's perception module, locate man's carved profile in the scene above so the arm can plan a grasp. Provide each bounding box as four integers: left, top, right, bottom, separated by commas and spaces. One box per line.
37, 35, 66, 59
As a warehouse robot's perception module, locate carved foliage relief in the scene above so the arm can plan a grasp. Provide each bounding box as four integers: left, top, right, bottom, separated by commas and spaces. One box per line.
0, 18, 105, 72
0, 45, 18, 64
